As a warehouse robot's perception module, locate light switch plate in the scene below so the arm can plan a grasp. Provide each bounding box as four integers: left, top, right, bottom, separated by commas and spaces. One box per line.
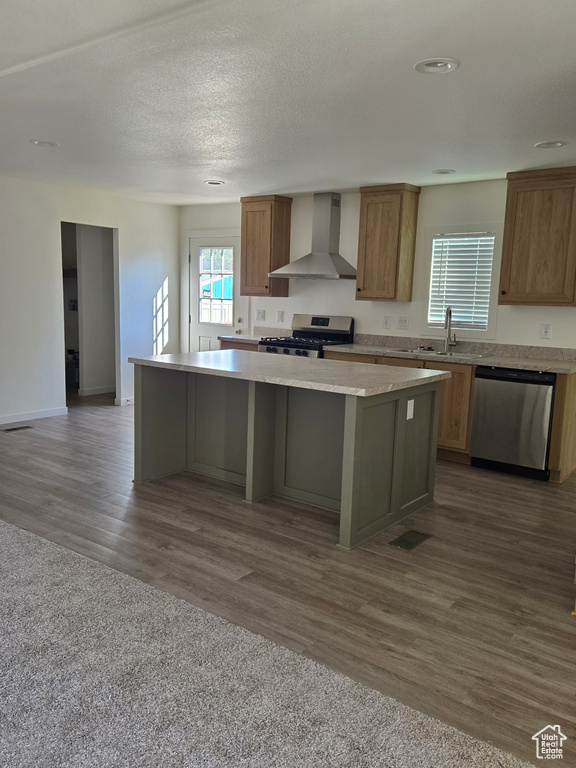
397, 317, 409, 330
382, 315, 391, 329
276, 310, 284, 323
255, 309, 266, 322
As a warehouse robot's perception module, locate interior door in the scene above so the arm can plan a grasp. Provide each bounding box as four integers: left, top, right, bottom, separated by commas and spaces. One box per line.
188, 236, 247, 351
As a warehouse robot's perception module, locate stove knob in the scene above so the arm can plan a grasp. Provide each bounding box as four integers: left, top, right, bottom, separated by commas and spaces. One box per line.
266, 346, 273, 352
300, 350, 308, 357
283, 348, 290, 354
295, 349, 302, 356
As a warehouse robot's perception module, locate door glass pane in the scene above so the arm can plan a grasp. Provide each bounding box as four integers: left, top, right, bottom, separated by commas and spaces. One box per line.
198, 247, 234, 326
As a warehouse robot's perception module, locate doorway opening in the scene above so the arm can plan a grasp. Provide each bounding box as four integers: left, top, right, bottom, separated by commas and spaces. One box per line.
61, 223, 118, 404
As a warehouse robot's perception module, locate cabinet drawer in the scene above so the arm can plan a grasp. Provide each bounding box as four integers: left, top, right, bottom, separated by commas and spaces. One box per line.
377, 357, 424, 368
220, 340, 258, 352
324, 351, 378, 364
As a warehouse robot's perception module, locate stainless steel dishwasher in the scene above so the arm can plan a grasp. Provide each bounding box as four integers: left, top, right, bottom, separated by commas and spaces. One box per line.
470, 366, 556, 481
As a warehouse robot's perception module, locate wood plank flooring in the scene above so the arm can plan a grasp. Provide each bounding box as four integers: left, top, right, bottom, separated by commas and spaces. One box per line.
1, 393, 575, 766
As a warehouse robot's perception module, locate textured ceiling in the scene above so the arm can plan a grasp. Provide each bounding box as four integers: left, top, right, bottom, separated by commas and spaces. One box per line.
1, 0, 576, 204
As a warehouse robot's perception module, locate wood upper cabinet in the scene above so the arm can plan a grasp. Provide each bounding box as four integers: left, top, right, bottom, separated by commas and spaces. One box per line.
423, 361, 473, 451
356, 183, 420, 302
499, 167, 576, 305
240, 195, 292, 297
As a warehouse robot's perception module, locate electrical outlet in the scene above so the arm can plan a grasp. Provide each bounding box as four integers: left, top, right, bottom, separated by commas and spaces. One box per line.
397, 317, 409, 330
276, 310, 284, 323
382, 315, 391, 329
255, 309, 266, 322
540, 323, 552, 340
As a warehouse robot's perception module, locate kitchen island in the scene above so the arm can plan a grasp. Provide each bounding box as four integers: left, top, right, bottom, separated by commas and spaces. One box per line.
129, 351, 450, 548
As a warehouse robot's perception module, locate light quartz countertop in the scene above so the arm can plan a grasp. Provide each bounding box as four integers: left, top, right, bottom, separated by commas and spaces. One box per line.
129, 350, 450, 397
217, 336, 576, 373
328, 344, 576, 374
218, 335, 261, 344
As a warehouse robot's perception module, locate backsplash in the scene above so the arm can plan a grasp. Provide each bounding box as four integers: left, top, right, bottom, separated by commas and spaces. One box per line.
252, 326, 576, 360
253, 326, 291, 338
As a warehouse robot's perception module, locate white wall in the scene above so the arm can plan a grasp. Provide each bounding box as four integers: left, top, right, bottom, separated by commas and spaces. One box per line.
180, 181, 576, 350
76, 224, 115, 396
0, 174, 179, 424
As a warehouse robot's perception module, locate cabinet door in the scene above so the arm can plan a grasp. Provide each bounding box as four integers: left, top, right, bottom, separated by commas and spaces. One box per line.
241, 196, 291, 298
241, 202, 273, 296
356, 193, 401, 300
424, 362, 473, 450
499, 179, 576, 305
323, 351, 378, 364
377, 357, 424, 368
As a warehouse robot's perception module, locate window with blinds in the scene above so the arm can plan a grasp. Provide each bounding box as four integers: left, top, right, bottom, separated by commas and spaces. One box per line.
427, 232, 496, 331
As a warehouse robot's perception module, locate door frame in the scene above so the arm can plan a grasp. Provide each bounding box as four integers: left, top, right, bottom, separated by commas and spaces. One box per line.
186, 229, 245, 352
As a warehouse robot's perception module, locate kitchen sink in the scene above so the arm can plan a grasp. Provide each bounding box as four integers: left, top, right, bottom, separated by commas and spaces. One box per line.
396, 349, 482, 359
433, 352, 483, 359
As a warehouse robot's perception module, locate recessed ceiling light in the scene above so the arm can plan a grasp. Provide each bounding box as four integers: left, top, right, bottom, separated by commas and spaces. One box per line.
534, 141, 566, 149
432, 168, 456, 174
414, 58, 459, 74
30, 139, 60, 147
204, 179, 225, 185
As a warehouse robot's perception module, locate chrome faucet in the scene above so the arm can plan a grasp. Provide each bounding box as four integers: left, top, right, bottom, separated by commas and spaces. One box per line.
444, 306, 457, 354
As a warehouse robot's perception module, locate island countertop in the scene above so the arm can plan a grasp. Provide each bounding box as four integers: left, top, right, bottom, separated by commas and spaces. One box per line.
129, 350, 451, 398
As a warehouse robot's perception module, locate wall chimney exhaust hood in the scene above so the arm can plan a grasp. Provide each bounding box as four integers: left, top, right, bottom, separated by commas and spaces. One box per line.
268, 192, 356, 280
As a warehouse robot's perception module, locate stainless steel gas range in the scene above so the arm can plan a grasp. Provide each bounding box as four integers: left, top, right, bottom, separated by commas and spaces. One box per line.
258, 314, 354, 358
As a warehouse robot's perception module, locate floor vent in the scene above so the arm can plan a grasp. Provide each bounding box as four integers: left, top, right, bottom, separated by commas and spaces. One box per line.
1, 425, 33, 433
388, 530, 430, 550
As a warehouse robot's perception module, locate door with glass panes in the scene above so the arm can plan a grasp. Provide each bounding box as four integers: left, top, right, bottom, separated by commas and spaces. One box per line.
188, 236, 247, 351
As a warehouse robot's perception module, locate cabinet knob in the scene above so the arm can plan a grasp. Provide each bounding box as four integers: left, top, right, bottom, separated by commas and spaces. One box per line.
265, 285, 268, 289
501, 290, 506, 295
357, 288, 361, 292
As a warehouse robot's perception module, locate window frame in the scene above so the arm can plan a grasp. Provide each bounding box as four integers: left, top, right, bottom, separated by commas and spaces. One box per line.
198, 245, 234, 327
421, 222, 502, 341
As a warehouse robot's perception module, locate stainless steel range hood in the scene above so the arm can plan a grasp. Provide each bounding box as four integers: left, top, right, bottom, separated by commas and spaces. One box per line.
268, 192, 356, 280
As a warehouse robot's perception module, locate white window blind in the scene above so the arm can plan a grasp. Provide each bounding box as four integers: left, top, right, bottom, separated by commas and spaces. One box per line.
428, 232, 495, 331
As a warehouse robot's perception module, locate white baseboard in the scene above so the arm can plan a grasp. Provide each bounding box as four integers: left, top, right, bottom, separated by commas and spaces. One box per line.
0, 407, 68, 426
78, 386, 116, 396
114, 397, 134, 406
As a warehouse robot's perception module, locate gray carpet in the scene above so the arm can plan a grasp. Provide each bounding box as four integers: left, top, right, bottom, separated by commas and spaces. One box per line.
0, 520, 532, 768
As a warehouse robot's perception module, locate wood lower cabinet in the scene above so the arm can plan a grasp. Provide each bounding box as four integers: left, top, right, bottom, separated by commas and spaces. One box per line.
548, 373, 576, 482
240, 195, 292, 297
499, 166, 576, 305
323, 350, 474, 453
423, 361, 473, 451
219, 340, 258, 352
356, 183, 420, 302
